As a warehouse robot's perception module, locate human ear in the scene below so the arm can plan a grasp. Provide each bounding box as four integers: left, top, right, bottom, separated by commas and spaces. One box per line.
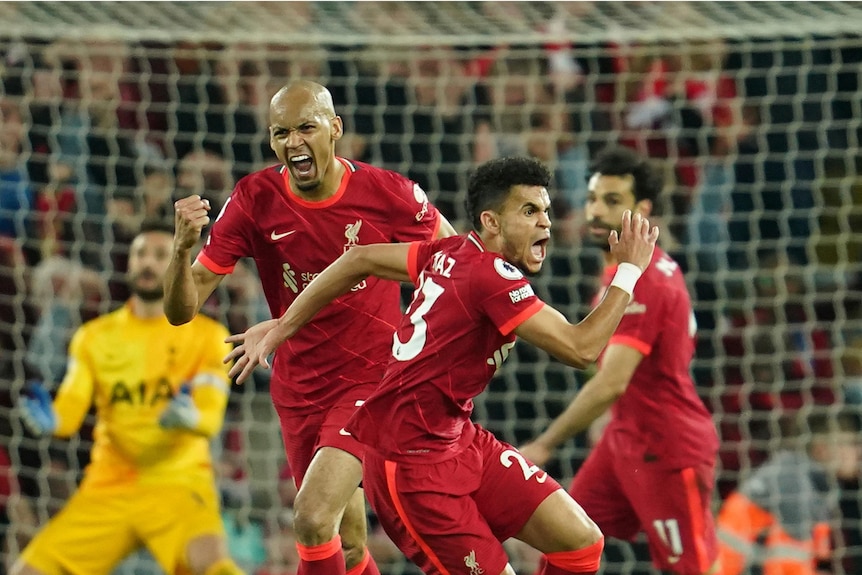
480, 211, 500, 233
635, 199, 653, 218
331, 116, 344, 141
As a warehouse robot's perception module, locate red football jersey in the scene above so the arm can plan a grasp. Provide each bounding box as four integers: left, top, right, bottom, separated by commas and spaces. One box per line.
198, 158, 441, 409
346, 232, 545, 462
596, 247, 718, 467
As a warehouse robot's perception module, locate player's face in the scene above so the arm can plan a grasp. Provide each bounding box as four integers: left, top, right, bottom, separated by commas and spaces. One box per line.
127, 231, 173, 302
269, 91, 343, 194
497, 185, 551, 276
585, 173, 646, 251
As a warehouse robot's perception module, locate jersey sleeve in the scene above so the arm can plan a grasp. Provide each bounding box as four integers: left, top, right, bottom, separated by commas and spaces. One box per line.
474, 257, 544, 336
607, 272, 664, 356
196, 185, 255, 275
382, 172, 441, 242
406, 239, 440, 284
53, 326, 96, 437
188, 320, 232, 438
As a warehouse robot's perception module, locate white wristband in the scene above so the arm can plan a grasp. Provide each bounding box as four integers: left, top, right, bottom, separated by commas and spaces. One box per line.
609, 262, 642, 297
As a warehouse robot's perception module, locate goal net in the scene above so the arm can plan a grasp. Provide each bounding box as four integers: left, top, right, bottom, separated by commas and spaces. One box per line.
1, 2, 861, 574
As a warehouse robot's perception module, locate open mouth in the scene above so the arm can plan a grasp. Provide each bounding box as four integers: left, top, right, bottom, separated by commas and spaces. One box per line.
531, 238, 548, 261
290, 154, 314, 176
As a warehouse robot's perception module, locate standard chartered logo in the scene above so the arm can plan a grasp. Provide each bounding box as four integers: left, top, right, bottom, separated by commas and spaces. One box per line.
282, 263, 298, 293
486, 341, 516, 373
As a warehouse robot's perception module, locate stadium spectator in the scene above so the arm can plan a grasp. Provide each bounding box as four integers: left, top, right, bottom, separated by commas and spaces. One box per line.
716, 409, 861, 575
211, 46, 275, 181
12, 219, 243, 575
258, 510, 300, 575
473, 49, 553, 164
1, 433, 37, 570
0, 99, 33, 241
520, 146, 720, 575
108, 165, 174, 244
176, 149, 235, 223
841, 334, 862, 406
400, 46, 474, 224
258, 468, 301, 575
165, 80, 456, 575
225, 155, 659, 575
32, 159, 77, 262
0, 236, 34, 381
24, 256, 106, 384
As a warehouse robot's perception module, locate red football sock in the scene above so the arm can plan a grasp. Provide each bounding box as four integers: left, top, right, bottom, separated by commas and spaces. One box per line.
296, 535, 345, 575
345, 548, 380, 575
539, 538, 605, 575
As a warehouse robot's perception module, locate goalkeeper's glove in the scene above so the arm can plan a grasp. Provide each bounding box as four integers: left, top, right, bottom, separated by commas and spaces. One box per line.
19, 380, 57, 436
158, 384, 201, 431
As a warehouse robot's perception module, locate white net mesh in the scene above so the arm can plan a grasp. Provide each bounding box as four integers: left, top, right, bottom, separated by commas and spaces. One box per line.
1, 2, 862, 574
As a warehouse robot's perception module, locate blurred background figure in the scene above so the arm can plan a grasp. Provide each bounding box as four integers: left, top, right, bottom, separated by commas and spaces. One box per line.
716, 409, 862, 575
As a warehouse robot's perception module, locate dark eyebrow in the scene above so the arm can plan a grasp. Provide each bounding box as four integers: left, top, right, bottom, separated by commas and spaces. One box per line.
271, 119, 316, 131
522, 201, 547, 211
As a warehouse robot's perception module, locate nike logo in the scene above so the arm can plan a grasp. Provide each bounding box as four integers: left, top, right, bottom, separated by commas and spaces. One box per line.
271, 230, 296, 241
338, 428, 352, 436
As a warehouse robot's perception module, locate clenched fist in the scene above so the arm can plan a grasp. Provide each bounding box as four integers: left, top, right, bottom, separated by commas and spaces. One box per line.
173, 195, 211, 251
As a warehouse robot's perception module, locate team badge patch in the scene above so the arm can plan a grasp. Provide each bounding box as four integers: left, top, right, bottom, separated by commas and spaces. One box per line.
413, 183, 427, 204
494, 258, 523, 280
413, 183, 429, 221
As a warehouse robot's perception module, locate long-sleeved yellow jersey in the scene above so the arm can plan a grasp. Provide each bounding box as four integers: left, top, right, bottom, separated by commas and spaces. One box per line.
52, 303, 232, 490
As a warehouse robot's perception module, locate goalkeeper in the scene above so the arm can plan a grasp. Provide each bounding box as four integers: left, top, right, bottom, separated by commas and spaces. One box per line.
12, 219, 244, 575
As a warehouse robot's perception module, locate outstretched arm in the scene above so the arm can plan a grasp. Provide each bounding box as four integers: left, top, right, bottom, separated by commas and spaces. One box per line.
225, 243, 413, 384
514, 210, 657, 369
20, 329, 94, 438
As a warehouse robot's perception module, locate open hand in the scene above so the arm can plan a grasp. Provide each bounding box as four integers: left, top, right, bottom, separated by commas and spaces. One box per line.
608, 210, 659, 272
224, 319, 286, 385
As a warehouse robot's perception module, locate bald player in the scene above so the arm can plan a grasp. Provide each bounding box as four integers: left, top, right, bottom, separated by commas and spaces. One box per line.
165, 80, 456, 575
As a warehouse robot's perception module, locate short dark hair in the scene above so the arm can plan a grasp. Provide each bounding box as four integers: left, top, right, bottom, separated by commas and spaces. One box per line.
466, 156, 551, 231
137, 217, 175, 237
589, 145, 663, 204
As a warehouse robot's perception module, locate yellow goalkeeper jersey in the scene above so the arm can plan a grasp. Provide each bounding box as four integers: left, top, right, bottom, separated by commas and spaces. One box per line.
53, 303, 232, 489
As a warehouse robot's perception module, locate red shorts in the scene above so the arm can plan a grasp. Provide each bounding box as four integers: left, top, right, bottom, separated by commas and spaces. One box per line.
570, 439, 719, 574
362, 425, 561, 575
274, 387, 373, 488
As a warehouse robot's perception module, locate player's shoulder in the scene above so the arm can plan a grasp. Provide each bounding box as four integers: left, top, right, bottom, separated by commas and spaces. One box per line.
457, 235, 528, 284
234, 164, 284, 197
642, 248, 685, 287
72, 305, 126, 340
347, 159, 412, 191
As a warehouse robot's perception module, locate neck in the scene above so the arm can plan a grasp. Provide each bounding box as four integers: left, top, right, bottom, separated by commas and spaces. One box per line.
292, 154, 345, 202
130, 296, 164, 319
477, 230, 503, 254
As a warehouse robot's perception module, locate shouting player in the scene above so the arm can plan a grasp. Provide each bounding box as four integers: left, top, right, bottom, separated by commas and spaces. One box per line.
165, 80, 456, 575
226, 156, 659, 575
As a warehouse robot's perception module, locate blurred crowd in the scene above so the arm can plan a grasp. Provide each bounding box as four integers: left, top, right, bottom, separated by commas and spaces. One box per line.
1, 4, 861, 573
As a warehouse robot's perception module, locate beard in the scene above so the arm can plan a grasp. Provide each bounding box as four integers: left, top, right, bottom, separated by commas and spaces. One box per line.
293, 178, 321, 193
586, 221, 617, 252
128, 272, 163, 301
